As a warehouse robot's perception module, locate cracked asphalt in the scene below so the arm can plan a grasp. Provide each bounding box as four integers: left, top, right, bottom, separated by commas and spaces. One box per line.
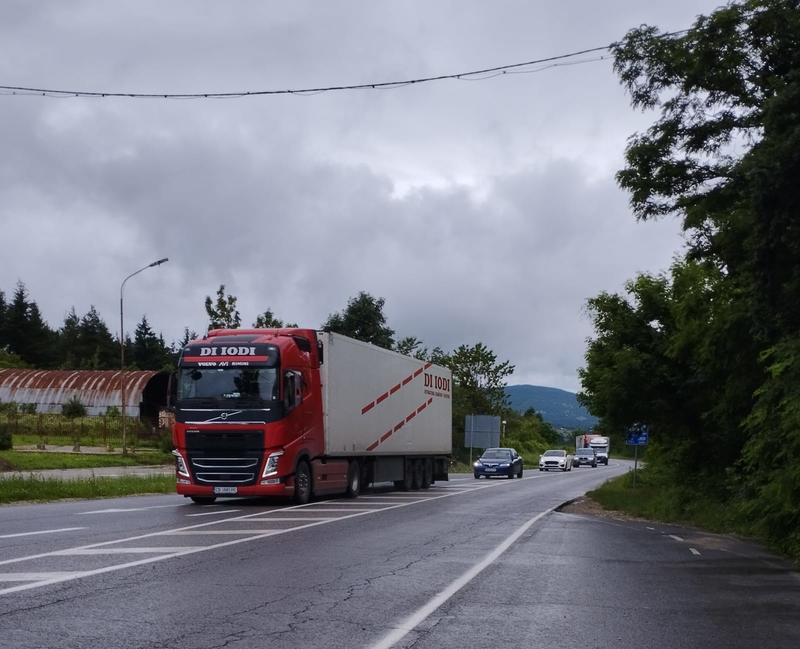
1, 462, 798, 649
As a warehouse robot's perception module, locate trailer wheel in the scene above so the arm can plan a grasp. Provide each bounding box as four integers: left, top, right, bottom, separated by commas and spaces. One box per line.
411, 460, 424, 490
421, 459, 432, 489
190, 496, 216, 505
346, 461, 361, 498
294, 461, 312, 505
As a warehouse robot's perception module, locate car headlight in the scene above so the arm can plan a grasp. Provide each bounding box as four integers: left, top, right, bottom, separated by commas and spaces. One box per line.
499, 463, 510, 468
262, 450, 284, 478
474, 460, 482, 467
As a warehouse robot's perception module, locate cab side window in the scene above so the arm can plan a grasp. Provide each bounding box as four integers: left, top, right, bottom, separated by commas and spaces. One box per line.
283, 371, 304, 411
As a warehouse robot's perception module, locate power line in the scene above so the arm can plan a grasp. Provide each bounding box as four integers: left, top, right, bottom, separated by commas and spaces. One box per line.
0, 30, 687, 100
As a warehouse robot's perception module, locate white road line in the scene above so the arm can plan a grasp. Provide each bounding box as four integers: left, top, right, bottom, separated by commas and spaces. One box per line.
79, 505, 179, 515
669, 534, 685, 542
690, 548, 701, 556
646, 526, 655, 530
52, 547, 204, 555
186, 509, 241, 517
368, 508, 553, 649
167, 530, 283, 536
0, 527, 86, 539
245, 517, 336, 522
0, 572, 83, 582
0, 478, 541, 596
291, 508, 376, 512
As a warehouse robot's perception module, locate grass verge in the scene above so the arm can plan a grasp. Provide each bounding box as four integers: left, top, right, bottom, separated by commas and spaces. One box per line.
0, 474, 176, 504
588, 471, 739, 534
0, 450, 173, 471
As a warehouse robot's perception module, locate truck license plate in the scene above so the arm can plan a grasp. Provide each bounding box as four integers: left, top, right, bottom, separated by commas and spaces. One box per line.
213, 486, 238, 495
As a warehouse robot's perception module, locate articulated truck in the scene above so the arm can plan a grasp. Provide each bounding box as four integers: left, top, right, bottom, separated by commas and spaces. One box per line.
172, 328, 452, 504
576, 433, 610, 465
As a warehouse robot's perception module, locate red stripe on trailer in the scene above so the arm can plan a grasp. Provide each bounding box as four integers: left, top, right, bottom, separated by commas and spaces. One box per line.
376, 392, 389, 405
360, 363, 429, 414
361, 401, 376, 415
402, 375, 413, 386
365, 398, 431, 452
424, 362, 432, 369
389, 383, 401, 395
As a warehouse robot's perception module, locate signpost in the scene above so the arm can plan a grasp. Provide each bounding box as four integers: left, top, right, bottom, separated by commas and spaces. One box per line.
625, 423, 649, 487
464, 415, 501, 464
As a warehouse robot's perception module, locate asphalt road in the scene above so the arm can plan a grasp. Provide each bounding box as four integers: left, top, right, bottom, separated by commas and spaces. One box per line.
1, 462, 798, 649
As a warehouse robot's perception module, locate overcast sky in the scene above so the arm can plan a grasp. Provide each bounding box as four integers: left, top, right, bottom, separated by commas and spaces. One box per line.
0, 1, 723, 392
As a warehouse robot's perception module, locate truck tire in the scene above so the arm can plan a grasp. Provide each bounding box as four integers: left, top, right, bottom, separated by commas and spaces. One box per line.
294, 461, 312, 505
346, 461, 361, 498
421, 459, 432, 489
411, 460, 424, 490
190, 496, 216, 505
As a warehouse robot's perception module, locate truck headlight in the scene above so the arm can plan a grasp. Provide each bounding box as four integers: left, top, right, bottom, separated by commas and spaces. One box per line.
262, 450, 284, 478
172, 450, 190, 478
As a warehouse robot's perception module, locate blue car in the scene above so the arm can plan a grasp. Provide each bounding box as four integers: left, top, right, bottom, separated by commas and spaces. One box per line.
474, 447, 523, 479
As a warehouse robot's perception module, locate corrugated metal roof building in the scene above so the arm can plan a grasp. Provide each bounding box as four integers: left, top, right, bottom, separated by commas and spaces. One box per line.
0, 369, 171, 419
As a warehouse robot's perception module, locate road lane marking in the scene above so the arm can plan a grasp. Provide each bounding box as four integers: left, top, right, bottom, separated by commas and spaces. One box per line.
0, 472, 583, 596
368, 508, 554, 649
186, 509, 242, 517
669, 534, 685, 542
79, 505, 179, 515
0, 527, 86, 539
245, 517, 336, 522
166, 530, 283, 535
690, 548, 701, 556
52, 547, 204, 555
0, 572, 83, 582
646, 526, 655, 530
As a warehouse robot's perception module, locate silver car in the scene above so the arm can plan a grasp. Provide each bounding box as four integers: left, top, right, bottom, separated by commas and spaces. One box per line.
538, 449, 573, 472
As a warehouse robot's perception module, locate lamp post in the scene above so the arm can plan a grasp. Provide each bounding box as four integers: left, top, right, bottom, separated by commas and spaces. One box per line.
120, 257, 168, 455
501, 419, 507, 444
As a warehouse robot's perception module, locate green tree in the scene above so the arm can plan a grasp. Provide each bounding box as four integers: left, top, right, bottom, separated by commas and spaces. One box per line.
580, 0, 800, 552
253, 308, 298, 328
75, 306, 117, 369
205, 285, 241, 330
131, 315, 172, 370
2, 282, 57, 367
322, 291, 395, 349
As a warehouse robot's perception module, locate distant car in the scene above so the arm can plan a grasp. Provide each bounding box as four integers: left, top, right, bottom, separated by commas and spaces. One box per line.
573, 447, 597, 468
538, 449, 573, 472
474, 447, 523, 479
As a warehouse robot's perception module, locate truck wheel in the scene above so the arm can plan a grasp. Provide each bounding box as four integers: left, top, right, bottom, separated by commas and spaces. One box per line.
190, 496, 216, 505
411, 460, 423, 490
421, 460, 432, 489
294, 461, 312, 505
346, 461, 361, 498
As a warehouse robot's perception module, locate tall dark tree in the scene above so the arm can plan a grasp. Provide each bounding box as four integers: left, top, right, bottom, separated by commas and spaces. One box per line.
205, 285, 241, 330
2, 282, 57, 367
59, 308, 81, 368
131, 315, 172, 370
580, 0, 800, 554
322, 291, 395, 349
75, 306, 117, 369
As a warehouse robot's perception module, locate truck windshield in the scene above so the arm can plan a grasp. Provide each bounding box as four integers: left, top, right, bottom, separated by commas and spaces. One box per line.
178, 367, 278, 404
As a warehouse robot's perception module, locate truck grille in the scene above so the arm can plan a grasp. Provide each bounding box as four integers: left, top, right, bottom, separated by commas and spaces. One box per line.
185, 429, 264, 485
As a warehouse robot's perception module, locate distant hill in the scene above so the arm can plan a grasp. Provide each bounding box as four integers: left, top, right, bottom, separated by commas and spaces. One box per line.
505, 384, 598, 430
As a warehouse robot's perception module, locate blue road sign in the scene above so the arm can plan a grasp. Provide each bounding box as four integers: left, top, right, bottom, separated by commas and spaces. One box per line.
625, 424, 649, 446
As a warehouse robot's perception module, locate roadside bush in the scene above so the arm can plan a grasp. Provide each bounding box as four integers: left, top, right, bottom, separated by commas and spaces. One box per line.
19, 403, 37, 415
0, 423, 12, 450
62, 397, 87, 419
0, 401, 18, 415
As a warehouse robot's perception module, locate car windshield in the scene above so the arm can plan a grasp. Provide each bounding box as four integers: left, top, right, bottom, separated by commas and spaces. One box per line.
543, 450, 564, 457
577, 449, 594, 455
481, 449, 512, 460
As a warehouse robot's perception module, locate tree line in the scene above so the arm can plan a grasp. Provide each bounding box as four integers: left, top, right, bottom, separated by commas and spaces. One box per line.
578, 0, 800, 556
0, 281, 560, 455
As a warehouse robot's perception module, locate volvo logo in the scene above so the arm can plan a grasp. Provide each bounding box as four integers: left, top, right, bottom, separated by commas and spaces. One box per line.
220, 412, 229, 420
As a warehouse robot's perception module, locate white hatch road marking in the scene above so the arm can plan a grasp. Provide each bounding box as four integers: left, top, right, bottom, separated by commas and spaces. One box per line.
167, 530, 283, 536
52, 547, 204, 555
79, 505, 179, 515
646, 526, 656, 530
0, 476, 544, 596
690, 548, 702, 556
0, 572, 83, 582
669, 534, 685, 542
0, 527, 86, 539
245, 517, 336, 522
186, 509, 242, 517
368, 508, 554, 649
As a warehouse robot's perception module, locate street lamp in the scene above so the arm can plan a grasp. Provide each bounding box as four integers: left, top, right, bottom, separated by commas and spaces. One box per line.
501, 419, 507, 444
119, 257, 169, 455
